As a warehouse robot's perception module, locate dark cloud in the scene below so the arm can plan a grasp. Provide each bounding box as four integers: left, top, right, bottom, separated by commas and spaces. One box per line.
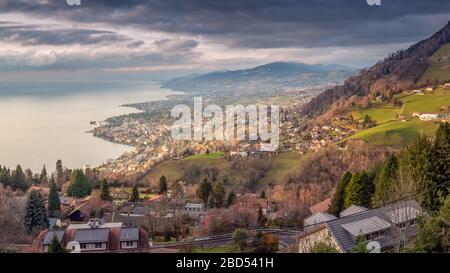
0, 25, 130, 46
1, 0, 449, 48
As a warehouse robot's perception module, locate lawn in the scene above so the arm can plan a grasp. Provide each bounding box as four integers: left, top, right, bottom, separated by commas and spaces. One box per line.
185, 151, 225, 160
191, 245, 239, 253
351, 106, 399, 124
400, 88, 450, 115
348, 119, 439, 148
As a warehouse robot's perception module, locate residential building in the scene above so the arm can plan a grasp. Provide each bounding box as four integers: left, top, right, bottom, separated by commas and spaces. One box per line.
309, 198, 332, 214
298, 199, 422, 253
36, 218, 149, 253
185, 202, 204, 212
419, 113, 438, 121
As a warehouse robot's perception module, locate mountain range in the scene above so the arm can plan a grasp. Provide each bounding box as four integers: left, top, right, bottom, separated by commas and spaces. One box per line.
162, 62, 355, 94
303, 21, 450, 120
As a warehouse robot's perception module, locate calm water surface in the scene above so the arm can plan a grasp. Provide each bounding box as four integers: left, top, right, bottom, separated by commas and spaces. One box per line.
0, 80, 176, 172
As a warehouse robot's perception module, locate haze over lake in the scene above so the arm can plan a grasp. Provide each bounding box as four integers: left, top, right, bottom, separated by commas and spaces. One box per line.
0, 81, 177, 172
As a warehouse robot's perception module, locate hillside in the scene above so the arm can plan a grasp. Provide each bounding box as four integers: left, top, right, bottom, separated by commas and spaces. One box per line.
303, 21, 450, 120
347, 86, 450, 148
162, 62, 354, 94
141, 151, 305, 191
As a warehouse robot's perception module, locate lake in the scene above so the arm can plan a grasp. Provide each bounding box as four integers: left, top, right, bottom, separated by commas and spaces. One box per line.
0, 80, 177, 173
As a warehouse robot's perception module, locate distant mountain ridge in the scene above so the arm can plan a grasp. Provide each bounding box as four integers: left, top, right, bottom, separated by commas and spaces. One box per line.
303, 21, 450, 120
162, 62, 355, 94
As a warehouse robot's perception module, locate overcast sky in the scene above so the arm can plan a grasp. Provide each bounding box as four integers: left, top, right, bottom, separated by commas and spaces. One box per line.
0, 0, 449, 79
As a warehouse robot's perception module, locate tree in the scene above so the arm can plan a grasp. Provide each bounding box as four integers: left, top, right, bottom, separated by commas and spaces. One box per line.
99, 179, 112, 201
47, 181, 60, 217
373, 155, 399, 206
226, 191, 237, 207
328, 171, 352, 216
48, 236, 67, 253
207, 195, 215, 209
362, 115, 376, 129
262, 234, 279, 253
56, 160, 65, 189
159, 175, 168, 194
260, 190, 266, 199
309, 241, 339, 253
129, 185, 140, 202
352, 234, 370, 253
66, 169, 91, 198
232, 228, 248, 250
39, 165, 48, 185
212, 181, 225, 208
24, 190, 48, 235
344, 171, 375, 208
257, 206, 267, 227
11, 165, 28, 191
196, 177, 212, 204
413, 195, 450, 252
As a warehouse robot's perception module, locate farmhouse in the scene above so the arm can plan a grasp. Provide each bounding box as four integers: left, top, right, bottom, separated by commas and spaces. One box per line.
298, 199, 422, 253
419, 113, 438, 121
36, 218, 149, 253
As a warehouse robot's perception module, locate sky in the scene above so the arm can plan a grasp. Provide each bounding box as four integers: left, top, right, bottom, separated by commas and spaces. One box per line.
0, 0, 450, 80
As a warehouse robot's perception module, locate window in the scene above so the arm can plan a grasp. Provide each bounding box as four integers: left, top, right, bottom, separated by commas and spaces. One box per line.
80, 243, 87, 249
125, 241, 134, 247
94, 243, 103, 249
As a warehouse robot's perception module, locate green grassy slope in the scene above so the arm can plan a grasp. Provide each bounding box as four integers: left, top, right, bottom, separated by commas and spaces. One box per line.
418, 43, 450, 85
142, 151, 304, 187
348, 86, 449, 148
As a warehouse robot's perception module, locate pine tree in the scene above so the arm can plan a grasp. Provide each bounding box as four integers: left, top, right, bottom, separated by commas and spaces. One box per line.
207, 195, 215, 209
226, 191, 237, 207
212, 181, 225, 207
99, 179, 112, 201
260, 190, 266, 199
129, 185, 140, 202
39, 165, 48, 185
159, 175, 168, 194
328, 171, 352, 216
196, 177, 212, 204
352, 234, 369, 253
66, 169, 92, 198
24, 190, 49, 235
373, 155, 399, 206
48, 235, 67, 253
56, 159, 65, 189
47, 180, 61, 217
257, 206, 267, 227
344, 171, 374, 208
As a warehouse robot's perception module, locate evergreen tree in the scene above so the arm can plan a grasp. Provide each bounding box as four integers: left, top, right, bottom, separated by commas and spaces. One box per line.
212, 181, 225, 207
56, 159, 65, 189
39, 165, 48, 185
226, 191, 237, 207
159, 175, 168, 194
328, 171, 352, 216
129, 185, 140, 202
48, 236, 67, 253
260, 190, 266, 199
66, 169, 92, 198
372, 155, 399, 206
24, 190, 49, 235
11, 164, 28, 191
99, 179, 112, 201
47, 181, 60, 217
257, 206, 267, 227
207, 195, 215, 209
352, 234, 369, 253
344, 171, 375, 208
406, 134, 439, 211
413, 194, 450, 252
196, 177, 212, 204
